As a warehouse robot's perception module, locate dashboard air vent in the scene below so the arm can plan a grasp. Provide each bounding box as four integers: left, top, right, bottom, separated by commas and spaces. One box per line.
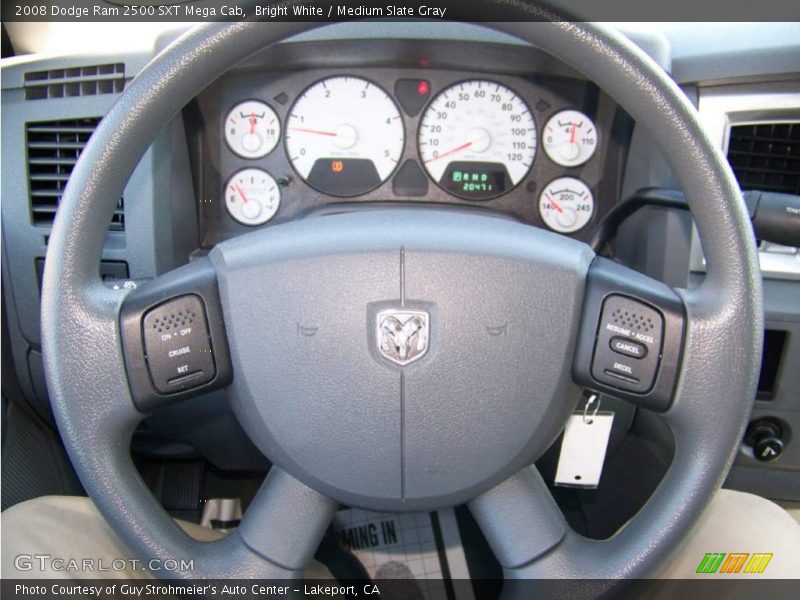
727, 122, 800, 195
27, 118, 124, 230
24, 63, 125, 100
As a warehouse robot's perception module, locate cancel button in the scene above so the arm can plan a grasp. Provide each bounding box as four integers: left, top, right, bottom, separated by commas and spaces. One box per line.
610, 336, 647, 359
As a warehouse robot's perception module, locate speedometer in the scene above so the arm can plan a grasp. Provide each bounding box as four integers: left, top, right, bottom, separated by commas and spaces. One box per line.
418, 80, 536, 200
285, 76, 405, 197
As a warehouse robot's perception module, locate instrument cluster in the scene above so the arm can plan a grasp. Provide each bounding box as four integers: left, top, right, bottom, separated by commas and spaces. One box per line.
196, 66, 625, 246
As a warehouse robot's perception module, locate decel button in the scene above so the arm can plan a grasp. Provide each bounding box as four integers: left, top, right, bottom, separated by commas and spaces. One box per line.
610, 336, 647, 359
142, 295, 216, 394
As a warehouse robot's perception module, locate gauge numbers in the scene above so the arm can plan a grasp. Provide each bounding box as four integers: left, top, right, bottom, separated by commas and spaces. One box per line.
539, 177, 594, 234
419, 80, 536, 200
224, 101, 280, 159
225, 168, 281, 226
285, 76, 405, 197
542, 110, 597, 167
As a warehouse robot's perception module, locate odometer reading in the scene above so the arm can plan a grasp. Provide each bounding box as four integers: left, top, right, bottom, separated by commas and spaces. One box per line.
443, 163, 506, 196
418, 80, 536, 200
285, 76, 404, 197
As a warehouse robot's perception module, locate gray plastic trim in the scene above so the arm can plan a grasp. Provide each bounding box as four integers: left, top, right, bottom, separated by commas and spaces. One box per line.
690, 80, 800, 281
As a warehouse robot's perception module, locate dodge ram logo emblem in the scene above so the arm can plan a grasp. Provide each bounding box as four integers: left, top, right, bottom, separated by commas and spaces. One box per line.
376, 309, 430, 366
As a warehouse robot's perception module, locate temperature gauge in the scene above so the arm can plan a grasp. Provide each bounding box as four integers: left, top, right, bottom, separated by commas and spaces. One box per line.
224, 100, 280, 159
539, 177, 594, 234
542, 110, 597, 167
224, 168, 281, 226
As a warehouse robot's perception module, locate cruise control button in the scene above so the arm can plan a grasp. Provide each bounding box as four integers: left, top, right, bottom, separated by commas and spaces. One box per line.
591, 294, 664, 393
610, 336, 647, 359
142, 295, 216, 394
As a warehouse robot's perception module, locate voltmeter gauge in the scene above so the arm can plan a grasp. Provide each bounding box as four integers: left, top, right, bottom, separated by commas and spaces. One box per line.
224, 100, 281, 159
539, 177, 594, 234
542, 110, 597, 167
224, 168, 281, 226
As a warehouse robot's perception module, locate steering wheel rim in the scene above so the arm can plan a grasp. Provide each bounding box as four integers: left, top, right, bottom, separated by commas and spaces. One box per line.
41, 12, 762, 583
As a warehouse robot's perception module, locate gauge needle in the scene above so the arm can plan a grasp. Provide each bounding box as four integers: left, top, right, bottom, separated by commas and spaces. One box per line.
289, 127, 338, 137
233, 184, 249, 203
546, 195, 564, 213
570, 123, 577, 144
249, 113, 256, 135
424, 141, 473, 164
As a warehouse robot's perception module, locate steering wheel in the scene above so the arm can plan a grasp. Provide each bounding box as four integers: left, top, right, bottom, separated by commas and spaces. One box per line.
41, 12, 762, 584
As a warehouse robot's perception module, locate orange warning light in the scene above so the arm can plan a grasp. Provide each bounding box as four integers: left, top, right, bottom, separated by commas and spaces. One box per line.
331, 160, 344, 173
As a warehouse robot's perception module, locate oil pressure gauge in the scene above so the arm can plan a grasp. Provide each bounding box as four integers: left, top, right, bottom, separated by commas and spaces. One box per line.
224, 168, 281, 226
224, 100, 281, 159
539, 177, 594, 234
542, 110, 597, 167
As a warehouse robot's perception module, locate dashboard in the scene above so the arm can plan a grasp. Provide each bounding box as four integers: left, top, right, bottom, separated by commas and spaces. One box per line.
1, 22, 798, 503
190, 40, 629, 247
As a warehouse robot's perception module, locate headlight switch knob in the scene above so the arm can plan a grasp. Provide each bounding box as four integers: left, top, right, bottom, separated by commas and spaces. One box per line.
746, 420, 784, 463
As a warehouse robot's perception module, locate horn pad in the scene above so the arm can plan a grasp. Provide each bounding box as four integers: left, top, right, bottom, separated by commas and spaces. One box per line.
211, 209, 593, 511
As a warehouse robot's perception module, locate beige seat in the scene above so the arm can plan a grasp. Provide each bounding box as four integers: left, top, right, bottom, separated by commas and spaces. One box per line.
2, 490, 799, 579
657, 489, 800, 578
1, 495, 332, 579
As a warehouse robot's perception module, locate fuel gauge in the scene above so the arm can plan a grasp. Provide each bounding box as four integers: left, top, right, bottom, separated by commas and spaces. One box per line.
224, 168, 281, 226
224, 100, 281, 159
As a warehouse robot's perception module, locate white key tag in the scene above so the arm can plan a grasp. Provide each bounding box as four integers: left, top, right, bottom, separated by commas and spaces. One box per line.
554, 394, 614, 489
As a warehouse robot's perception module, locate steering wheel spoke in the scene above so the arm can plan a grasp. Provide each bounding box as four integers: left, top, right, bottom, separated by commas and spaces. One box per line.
238, 468, 338, 571
469, 468, 641, 590
468, 466, 626, 583
468, 466, 566, 570
119, 257, 233, 412
572, 257, 686, 412
98, 465, 333, 579
468, 463, 680, 584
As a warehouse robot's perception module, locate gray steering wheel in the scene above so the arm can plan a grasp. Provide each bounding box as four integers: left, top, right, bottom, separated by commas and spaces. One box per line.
41, 14, 762, 584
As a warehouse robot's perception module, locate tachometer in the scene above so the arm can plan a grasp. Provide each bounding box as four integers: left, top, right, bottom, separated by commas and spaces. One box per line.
418, 80, 536, 200
285, 76, 405, 197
